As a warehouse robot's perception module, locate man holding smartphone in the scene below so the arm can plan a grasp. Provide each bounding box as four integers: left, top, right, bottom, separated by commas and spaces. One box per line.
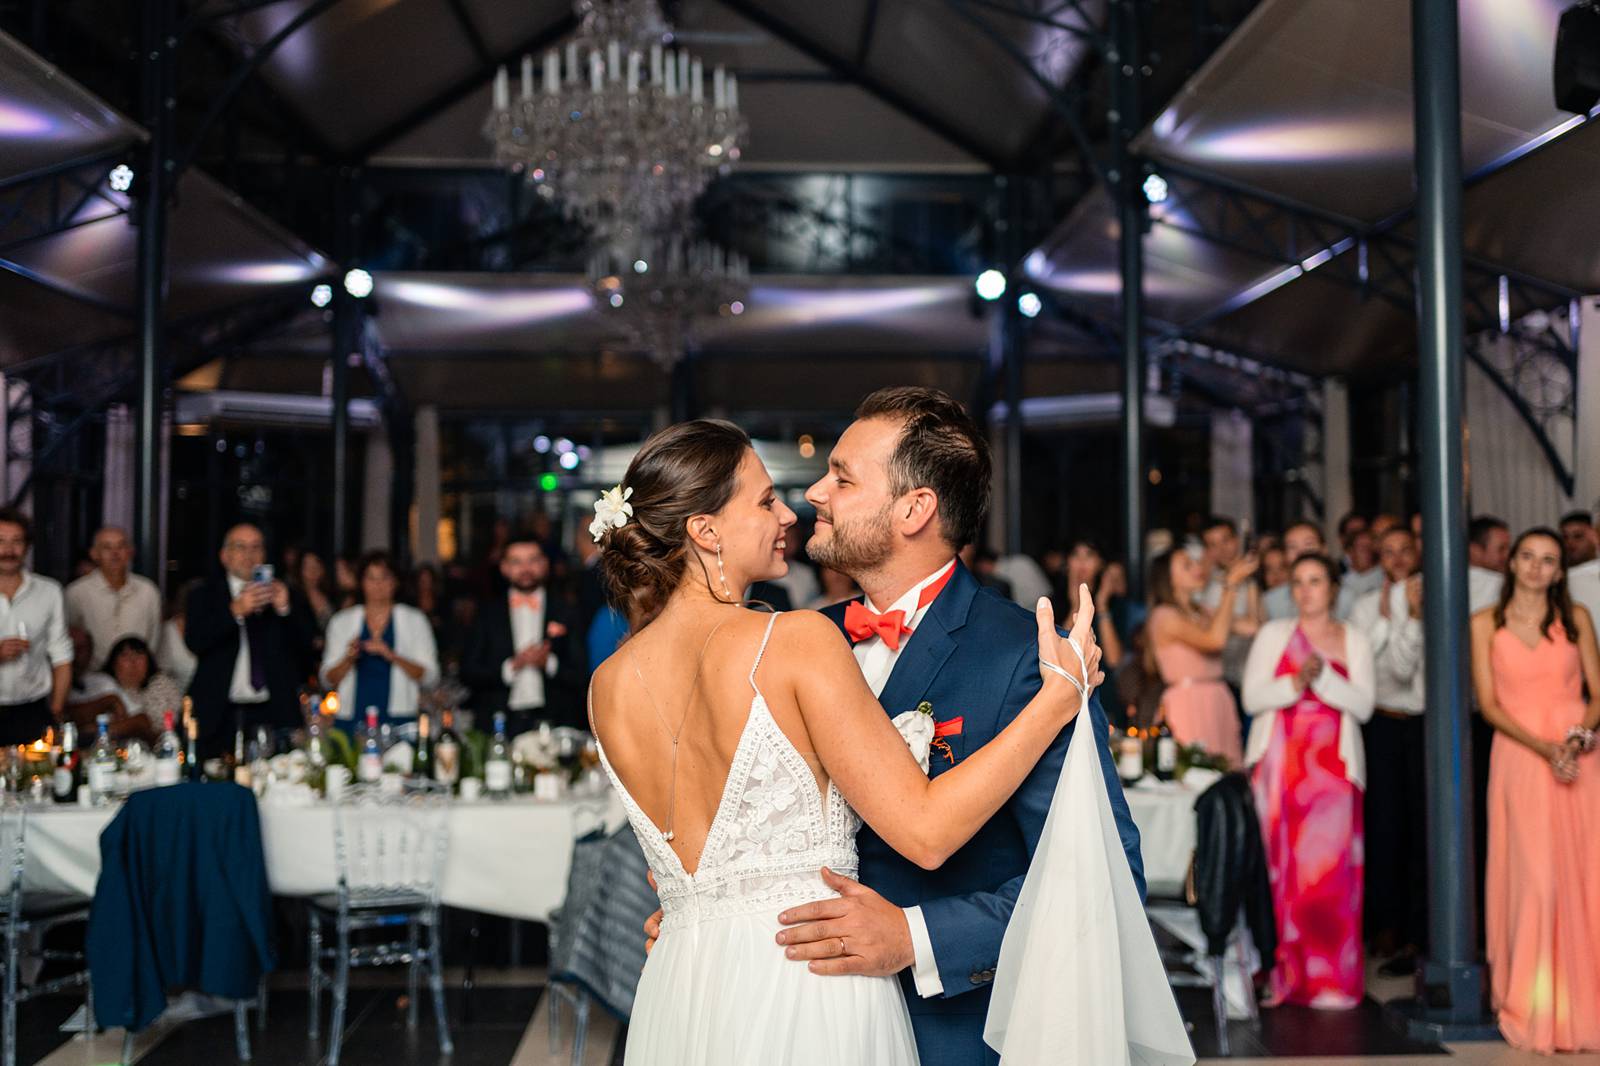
0, 508, 73, 744
184, 524, 314, 757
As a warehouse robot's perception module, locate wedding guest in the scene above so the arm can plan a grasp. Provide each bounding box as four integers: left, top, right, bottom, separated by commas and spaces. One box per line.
1347, 526, 1428, 973
1147, 546, 1257, 765
586, 603, 630, 672
1114, 624, 1163, 732
771, 530, 820, 611
1565, 511, 1600, 624
1199, 516, 1263, 691
805, 567, 859, 610
1471, 527, 1600, 1053
1260, 545, 1290, 593
1468, 515, 1511, 614
64, 526, 163, 668
1369, 513, 1403, 539
462, 533, 584, 733
1335, 527, 1383, 618
0, 509, 73, 745
184, 524, 315, 757
1243, 553, 1375, 1009
320, 551, 438, 729
1098, 558, 1145, 649
293, 549, 337, 631
155, 580, 200, 691
958, 544, 1013, 599
1560, 509, 1598, 567
333, 555, 359, 611
1263, 522, 1326, 620
70, 636, 183, 743
1336, 512, 1368, 551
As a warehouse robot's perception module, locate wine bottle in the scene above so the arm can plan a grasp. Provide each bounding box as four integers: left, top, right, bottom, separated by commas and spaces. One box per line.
53, 721, 80, 803
88, 715, 117, 806
232, 719, 251, 787
1117, 726, 1145, 786
154, 711, 182, 786
1153, 718, 1179, 782
358, 707, 383, 783
184, 714, 203, 783
414, 711, 434, 780
434, 710, 461, 789
485, 712, 512, 799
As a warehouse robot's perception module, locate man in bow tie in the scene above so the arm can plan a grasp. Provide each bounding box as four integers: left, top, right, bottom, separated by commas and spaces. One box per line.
645, 387, 1144, 1066
462, 532, 585, 734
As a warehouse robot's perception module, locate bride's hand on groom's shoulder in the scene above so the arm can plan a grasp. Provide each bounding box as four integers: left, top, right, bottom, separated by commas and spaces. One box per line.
1038, 584, 1104, 710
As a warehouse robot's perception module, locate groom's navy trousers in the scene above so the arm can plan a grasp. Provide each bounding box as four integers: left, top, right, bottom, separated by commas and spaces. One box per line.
823, 561, 1144, 1066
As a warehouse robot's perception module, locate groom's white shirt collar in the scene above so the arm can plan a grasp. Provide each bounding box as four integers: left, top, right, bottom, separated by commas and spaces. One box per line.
852, 556, 956, 1000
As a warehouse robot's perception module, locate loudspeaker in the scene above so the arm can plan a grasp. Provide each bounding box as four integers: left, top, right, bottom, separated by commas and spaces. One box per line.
1555, 3, 1600, 115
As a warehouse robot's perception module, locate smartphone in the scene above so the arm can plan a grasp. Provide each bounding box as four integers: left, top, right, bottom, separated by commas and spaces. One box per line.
252, 564, 275, 585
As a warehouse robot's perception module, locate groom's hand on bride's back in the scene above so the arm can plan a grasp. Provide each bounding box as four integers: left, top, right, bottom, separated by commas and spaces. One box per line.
773, 867, 916, 977
644, 870, 663, 955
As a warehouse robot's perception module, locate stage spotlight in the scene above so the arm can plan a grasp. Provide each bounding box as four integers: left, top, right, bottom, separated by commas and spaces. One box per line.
538, 473, 559, 491
559, 451, 580, 470
1142, 172, 1170, 204
554, 437, 575, 454
108, 164, 134, 193
533, 435, 551, 453
1556, 3, 1600, 114
343, 268, 374, 299
633, 259, 649, 274
310, 284, 333, 308
1017, 292, 1043, 318
975, 269, 1007, 301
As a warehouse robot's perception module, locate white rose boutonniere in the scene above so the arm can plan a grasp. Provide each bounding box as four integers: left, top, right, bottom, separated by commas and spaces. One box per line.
891, 700, 937, 775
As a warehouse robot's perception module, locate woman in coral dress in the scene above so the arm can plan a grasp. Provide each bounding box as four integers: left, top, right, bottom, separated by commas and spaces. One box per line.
1471, 527, 1600, 1054
1148, 547, 1257, 767
1243, 554, 1375, 1009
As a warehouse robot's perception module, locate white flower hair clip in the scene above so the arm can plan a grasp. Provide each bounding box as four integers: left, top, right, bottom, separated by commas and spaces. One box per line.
590, 484, 634, 543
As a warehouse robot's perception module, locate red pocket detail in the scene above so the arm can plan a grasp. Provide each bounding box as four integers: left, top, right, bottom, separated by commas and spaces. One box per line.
934, 716, 964, 739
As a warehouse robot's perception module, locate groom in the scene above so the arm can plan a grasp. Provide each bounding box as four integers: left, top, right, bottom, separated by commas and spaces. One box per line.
778, 386, 1144, 1065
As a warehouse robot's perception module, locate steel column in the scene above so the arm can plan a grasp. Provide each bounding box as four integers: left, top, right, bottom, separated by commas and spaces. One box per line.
1111, 0, 1146, 600
1403, 0, 1493, 1040
1000, 176, 1025, 556
330, 171, 357, 560
135, 0, 176, 580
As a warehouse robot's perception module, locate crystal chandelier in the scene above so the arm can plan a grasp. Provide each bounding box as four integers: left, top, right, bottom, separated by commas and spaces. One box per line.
483, 0, 747, 246
589, 234, 750, 367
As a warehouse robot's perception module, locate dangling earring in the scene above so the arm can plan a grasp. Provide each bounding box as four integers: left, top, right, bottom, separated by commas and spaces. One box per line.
715, 542, 733, 599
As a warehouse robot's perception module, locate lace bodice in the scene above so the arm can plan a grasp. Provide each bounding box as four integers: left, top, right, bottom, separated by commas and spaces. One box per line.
595, 615, 861, 931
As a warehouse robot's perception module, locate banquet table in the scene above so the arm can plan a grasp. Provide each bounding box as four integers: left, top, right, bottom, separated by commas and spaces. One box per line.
20, 792, 625, 923
1122, 776, 1204, 899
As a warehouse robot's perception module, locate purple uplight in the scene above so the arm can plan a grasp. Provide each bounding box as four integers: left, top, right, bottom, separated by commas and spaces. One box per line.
0, 103, 54, 137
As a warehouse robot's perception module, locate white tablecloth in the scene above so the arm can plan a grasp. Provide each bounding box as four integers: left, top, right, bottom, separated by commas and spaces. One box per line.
1123, 778, 1202, 899
20, 793, 625, 923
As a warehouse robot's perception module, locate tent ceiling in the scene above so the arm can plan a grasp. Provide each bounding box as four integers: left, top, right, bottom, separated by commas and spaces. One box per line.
0, 29, 133, 183
1033, 0, 1597, 377
208, 0, 1102, 170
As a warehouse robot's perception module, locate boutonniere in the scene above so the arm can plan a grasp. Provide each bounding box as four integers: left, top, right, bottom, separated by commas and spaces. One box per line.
545, 621, 568, 640
890, 701, 964, 772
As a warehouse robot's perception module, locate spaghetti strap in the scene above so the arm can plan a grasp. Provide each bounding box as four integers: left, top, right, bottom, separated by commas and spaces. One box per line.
748, 611, 780, 690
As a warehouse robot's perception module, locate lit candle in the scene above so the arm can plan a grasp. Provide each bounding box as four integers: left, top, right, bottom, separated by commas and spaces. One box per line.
627, 51, 640, 94
691, 59, 703, 103
665, 55, 677, 96
678, 50, 690, 95
545, 48, 559, 94
713, 65, 726, 110
590, 51, 603, 93
493, 66, 509, 110
650, 43, 663, 87
608, 39, 621, 82
566, 42, 579, 83
521, 54, 534, 100
727, 72, 738, 111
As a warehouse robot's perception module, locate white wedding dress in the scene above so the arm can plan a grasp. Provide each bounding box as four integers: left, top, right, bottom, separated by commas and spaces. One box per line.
596, 615, 920, 1065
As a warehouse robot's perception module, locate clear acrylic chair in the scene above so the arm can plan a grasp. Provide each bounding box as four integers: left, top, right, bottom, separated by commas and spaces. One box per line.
307, 780, 452, 1066
0, 796, 94, 1066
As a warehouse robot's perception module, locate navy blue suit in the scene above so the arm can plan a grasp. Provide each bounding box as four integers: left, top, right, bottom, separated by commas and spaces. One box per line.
822, 561, 1144, 1066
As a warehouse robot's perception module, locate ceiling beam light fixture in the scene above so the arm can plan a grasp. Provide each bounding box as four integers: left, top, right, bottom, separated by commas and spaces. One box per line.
975, 269, 1007, 302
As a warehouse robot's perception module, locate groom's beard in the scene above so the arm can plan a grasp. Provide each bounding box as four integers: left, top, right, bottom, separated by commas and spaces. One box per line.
806, 501, 895, 577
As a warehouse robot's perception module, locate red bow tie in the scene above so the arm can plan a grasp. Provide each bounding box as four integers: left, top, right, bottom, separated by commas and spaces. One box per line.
843, 562, 957, 652
844, 602, 912, 651
510, 590, 541, 611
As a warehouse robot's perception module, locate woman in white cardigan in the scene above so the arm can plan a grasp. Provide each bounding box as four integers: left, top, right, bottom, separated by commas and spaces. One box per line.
320, 551, 439, 726
1241, 553, 1374, 1011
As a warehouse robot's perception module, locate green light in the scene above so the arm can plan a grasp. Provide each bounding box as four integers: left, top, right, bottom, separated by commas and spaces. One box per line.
538, 473, 559, 492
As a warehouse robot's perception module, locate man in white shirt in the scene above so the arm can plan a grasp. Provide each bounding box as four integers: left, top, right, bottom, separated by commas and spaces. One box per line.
1198, 516, 1261, 688
1263, 521, 1327, 620
1336, 527, 1384, 619
1347, 526, 1427, 973
1467, 515, 1510, 615
65, 526, 163, 669
1561, 510, 1600, 624
0, 508, 74, 745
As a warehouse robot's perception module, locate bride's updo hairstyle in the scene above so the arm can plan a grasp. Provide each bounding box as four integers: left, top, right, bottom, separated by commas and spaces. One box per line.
598, 419, 753, 629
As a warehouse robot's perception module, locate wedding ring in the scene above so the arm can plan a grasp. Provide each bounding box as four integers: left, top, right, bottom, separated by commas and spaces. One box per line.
838, 937, 848, 957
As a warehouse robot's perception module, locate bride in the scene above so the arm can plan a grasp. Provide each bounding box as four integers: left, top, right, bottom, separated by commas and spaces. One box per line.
587, 419, 1102, 1065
